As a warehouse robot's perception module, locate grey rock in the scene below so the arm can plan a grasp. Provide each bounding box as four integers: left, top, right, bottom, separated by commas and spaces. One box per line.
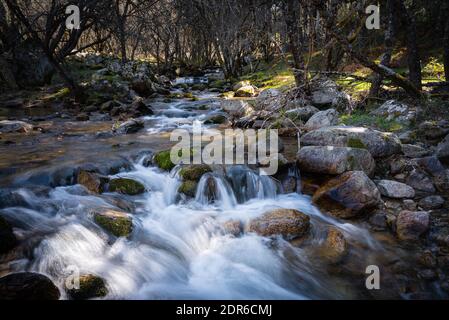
297, 146, 375, 176
301, 126, 402, 158
376, 180, 415, 199
304, 109, 339, 131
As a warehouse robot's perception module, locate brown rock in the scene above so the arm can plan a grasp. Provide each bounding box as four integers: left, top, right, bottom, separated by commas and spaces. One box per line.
396, 211, 430, 241
312, 171, 381, 219
246, 209, 310, 240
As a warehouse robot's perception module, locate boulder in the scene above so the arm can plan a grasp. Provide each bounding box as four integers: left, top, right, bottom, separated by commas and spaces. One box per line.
376, 180, 415, 199
434, 170, 449, 194
235, 85, 257, 97
402, 144, 431, 158
204, 113, 228, 125
153, 150, 176, 171
436, 134, 449, 165
179, 165, 212, 181
66, 274, 108, 300
0, 216, 17, 254
222, 220, 243, 237
370, 100, 417, 124
304, 109, 339, 131
0, 273, 60, 300
285, 106, 319, 122
396, 211, 430, 241
405, 170, 436, 195
77, 170, 109, 194
92, 208, 133, 237
220, 100, 253, 116
109, 178, 145, 195
129, 99, 154, 116
419, 196, 445, 210
256, 88, 281, 103
297, 146, 375, 176
246, 209, 310, 240
233, 80, 251, 91
418, 121, 449, 140
301, 126, 402, 158
310, 79, 351, 111
178, 180, 198, 198
320, 228, 348, 263
113, 119, 144, 135
0, 120, 33, 134
312, 171, 382, 219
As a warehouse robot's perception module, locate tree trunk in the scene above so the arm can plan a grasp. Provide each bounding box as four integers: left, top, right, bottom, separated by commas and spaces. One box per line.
370, 0, 396, 96
444, 4, 449, 81
401, 1, 422, 90
285, 0, 305, 86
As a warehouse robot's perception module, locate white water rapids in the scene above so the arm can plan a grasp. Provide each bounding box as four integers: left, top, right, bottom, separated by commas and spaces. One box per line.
1, 159, 381, 300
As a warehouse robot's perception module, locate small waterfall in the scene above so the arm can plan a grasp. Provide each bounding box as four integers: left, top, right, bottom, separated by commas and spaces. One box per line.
225, 166, 279, 203
195, 173, 237, 209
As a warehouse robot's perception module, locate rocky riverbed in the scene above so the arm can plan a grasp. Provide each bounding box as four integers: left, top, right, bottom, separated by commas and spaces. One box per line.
1, 59, 449, 300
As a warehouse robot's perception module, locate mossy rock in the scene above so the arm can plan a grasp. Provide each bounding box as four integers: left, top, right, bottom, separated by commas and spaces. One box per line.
109, 178, 145, 195
178, 180, 198, 198
154, 149, 195, 171
204, 114, 228, 125
94, 210, 133, 237
219, 91, 235, 99
183, 92, 195, 99
67, 274, 108, 300
0, 216, 17, 254
347, 137, 367, 149
153, 150, 176, 171
191, 84, 206, 91
179, 165, 212, 181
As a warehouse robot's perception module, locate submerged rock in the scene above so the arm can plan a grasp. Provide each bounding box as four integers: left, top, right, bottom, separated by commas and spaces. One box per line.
178, 180, 198, 198
301, 126, 402, 158
0, 120, 33, 134
66, 274, 108, 300
246, 209, 310, 240
0, 215, 17, 254
376, 180, 415, 199
77, 170, 109, 194
396, 211, 430, 241
109, 178, 145, 195
113, 119, 144, 135
222, 220, 243, 237
297, 146, 375, 176
304, 109, 339, 131
0, 273, 60, 300
312, 171, 381, 219
93, 209, 133, 237
320, 228, 348, 263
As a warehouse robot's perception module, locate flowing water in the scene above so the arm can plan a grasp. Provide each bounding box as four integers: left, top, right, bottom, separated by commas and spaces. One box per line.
0, 89, 437, 300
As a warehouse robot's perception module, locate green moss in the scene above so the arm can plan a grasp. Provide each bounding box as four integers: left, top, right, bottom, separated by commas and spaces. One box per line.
178, 180, 198, 198
154, 150, 176, 171
209, 80, 227, 89
154, 149, 196, 171
347, 137, 367, 149
340, 112, 403, 132
183, 92, 195, 99
109, 178, 145, 195
94, 214, 132, 237
179, 165, 212, 181
67, 275, 108, 300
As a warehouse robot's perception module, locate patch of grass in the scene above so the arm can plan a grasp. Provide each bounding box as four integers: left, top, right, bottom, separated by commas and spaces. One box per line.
239, 59, 295, 91
340, 112, 403, 132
